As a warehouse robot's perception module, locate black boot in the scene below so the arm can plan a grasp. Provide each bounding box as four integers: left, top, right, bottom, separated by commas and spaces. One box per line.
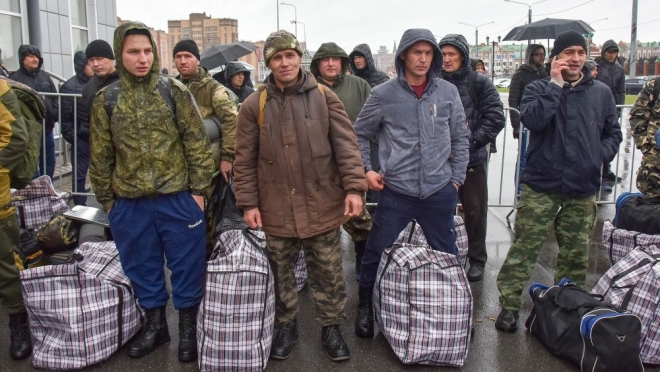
467, 263, 485, 282
270, 319, 298, 360
355, 287, 374, 338
127, 306, 170, 358
178, 304, 198, 363
9, 311, 32, 360
321, 325, 350, 361
495, 309, 519, 332
354, 240, 366, 275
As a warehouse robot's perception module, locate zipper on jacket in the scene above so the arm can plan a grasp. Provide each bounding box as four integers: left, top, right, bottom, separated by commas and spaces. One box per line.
280, 89, 285, 105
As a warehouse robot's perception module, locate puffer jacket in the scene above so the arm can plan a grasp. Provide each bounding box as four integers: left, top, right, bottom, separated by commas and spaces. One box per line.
178, 67, 238, 161
597, 39, 625, 106
349, 44, 390, 88
82, 69, 119, 122
89, 22, 214, 210
234, 70, 367, 239
9, 45, 58, 131
60, 51, 90, 143
439, 34, 505, 167
520, 67, 622, 197
509, 44, 548, 138
223, 62, 255, 103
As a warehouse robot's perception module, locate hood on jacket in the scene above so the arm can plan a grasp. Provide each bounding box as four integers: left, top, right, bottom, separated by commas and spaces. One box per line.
224, 62, 251, 88
395, 29, 443, 80
349, 44, 377, 73
311, 42, 350, 79
73, 50, 88, 78
601, 40, 619, 58
525, 44, 545, 65
470, 58, 484, 69
18, 45, 43, 71
438, 34, 470, 75
113, 21, 160, 85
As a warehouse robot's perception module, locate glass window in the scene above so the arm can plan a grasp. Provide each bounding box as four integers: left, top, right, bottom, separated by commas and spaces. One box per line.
0, 13, 22, 71
70, 0, 87, 27
0, 0, 20, 13
71, 28, 88, 53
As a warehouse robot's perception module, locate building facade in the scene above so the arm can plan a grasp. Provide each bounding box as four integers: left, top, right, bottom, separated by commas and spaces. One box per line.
167, 13, 238, 56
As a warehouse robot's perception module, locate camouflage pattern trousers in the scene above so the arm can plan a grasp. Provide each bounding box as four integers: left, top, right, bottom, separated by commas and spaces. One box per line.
265, 227, 347, 327
342, 194, 372, 243
497, 184, 597, 311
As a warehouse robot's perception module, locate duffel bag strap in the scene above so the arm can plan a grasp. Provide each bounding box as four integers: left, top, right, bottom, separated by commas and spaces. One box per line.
242, 229, 265, 250
610, 258, 653, 287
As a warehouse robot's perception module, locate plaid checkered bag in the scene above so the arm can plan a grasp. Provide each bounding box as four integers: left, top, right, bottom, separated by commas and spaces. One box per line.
394, 216, 468, 267
373, 244, 473, 366
602, 220, 660, 265
19, 241, 142, 370
198, 229, 275, 371
294, 248, 308, 291
11, 175, 69, 230
591, 245, 660, 364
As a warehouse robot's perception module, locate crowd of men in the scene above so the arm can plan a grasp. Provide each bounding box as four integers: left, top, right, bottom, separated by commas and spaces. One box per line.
4, 23, 658, 365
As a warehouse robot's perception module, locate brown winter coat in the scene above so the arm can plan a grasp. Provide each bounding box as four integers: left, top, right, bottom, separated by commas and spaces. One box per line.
234, 70, 367, 239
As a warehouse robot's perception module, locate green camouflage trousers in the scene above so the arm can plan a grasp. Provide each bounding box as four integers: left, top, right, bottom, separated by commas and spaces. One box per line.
497, 184, 597, 311
0, 214, 25, 315
265, 227, 347, 327
342, 194, 372, 243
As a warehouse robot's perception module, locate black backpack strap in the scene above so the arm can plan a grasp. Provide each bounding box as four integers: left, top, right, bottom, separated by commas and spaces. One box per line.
103, 77, 176, 120
103, 80, 122, 119
467, 71, 479, 112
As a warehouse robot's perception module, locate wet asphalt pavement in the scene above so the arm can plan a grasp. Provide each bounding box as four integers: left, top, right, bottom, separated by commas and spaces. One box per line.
1, 105, 656, 371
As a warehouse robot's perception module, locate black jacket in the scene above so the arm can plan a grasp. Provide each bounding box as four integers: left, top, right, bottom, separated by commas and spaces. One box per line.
349, 44, 390, 88
439, 34, 505, 167
520, 68, 623, 197
223, 62, 255, 103
81, 69, 119, 127
509, 44, 548, 138
59, 51, 90, 143
596, 39, 625, 106
8, 45, 59, 131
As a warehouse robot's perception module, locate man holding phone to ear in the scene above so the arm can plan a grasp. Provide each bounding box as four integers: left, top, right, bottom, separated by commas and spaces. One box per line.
494, 31, 622, 332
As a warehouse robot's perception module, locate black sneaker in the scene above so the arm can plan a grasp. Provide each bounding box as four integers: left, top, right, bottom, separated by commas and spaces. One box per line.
270, 319, 298, 360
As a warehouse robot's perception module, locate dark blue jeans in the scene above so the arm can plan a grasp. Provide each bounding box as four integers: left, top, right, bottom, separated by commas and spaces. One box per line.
37, 129, 55, 179
357, 183, 458, 289
71, 138, 90, 206
108, 192, 206, 309
516, 129, 528, 199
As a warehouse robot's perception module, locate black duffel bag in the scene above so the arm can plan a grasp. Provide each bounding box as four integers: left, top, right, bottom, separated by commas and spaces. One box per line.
615, 192, 660, 234
526, 278, 643, 372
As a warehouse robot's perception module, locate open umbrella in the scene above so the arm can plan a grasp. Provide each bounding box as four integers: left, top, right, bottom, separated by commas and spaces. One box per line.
503, 18, 594, 41
200, 42, 258, 69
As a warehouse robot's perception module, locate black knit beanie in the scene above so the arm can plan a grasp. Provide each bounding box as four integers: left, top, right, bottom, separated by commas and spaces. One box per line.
85, 39, 115, 60
173, 39, 200, 60
549, 31, 587, 58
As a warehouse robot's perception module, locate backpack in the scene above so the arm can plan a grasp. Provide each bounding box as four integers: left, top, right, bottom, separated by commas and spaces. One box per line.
2, 78, 46, 189
467, 71, 480, 111
104, 76, 176, 119
256, 84, 325, 126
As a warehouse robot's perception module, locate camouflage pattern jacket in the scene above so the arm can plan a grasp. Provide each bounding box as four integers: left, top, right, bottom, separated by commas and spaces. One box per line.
177, 67, 238, 162
630, 78, 660, 197
89, 22, 214, 210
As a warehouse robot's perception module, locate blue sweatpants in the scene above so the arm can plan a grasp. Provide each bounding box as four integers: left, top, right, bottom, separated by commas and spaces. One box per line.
357, 183, 458, 289
108, 192, 206, 310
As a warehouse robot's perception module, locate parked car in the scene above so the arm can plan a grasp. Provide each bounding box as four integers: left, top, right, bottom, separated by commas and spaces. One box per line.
496, 79, 511, 88
625, 78, 646, 95
493, 78, 508, 87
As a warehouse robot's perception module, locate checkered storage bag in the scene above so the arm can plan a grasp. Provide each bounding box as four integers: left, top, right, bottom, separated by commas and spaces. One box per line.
19, 241, 142, 370
198, 229, 275, 371
11, 175, 69, 230
294, 248, 308, 291
373, 244, 473, 366
591, 245, 660, 365
395, 216, 468, 267
602, 220, 660, 265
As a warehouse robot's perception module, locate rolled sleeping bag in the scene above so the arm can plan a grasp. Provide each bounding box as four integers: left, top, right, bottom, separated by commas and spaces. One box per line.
203, 117, 223, 143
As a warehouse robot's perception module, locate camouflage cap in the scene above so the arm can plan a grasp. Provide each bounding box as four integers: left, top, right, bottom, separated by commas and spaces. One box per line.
263, 30, 302, 66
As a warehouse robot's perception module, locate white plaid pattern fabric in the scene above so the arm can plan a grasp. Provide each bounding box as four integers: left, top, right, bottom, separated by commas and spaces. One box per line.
602, 220, 660, 265
19, 241, 142, 370
294, 248, 308, 291
591, 245, 660, 364
11, 175, 69, 230
373, 244, 473, 366
198, 229, 275, 371
395, 216, 468, 267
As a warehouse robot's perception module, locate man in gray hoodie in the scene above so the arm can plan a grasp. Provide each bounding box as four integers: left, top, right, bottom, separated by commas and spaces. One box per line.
353, 28, 470, 338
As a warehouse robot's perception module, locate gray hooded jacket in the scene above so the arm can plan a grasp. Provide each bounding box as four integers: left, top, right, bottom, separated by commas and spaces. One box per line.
353, 29, 470, 199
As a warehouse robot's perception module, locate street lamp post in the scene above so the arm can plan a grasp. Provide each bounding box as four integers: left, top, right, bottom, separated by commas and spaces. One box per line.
459, 21, 495, 58
280, 2, 297, 38
488, 36, 501, 82
276, 1, 279, 30
292, 20, 306, 52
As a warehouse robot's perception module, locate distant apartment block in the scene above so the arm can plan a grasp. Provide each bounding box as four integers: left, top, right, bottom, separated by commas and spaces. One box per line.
167, 12, 238, 56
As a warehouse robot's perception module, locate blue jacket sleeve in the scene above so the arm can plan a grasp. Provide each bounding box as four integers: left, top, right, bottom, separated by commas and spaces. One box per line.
449, 91, 470, 187
520, 80, 562, 132
354, 90, 383, 172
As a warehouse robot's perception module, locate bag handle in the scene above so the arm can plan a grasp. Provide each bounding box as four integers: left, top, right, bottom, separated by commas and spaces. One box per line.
610, 258, 652, 286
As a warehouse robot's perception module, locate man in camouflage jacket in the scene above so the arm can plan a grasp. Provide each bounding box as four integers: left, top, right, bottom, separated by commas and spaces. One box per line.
630, 78, 660, 197
89, 22, 214, 363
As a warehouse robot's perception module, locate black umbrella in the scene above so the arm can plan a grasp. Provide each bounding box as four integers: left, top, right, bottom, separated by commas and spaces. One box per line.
503, 18, 594, 41
200, 42, 258, 69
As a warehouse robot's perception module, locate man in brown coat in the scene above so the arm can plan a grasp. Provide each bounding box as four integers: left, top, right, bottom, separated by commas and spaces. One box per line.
234, 30, 367, 362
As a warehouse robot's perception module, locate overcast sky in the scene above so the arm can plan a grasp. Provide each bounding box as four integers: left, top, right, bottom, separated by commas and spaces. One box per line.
116, 0, 660, 53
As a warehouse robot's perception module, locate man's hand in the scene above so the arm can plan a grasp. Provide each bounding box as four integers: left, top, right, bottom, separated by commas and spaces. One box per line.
344, 193, 363, 217
550, 56, 569, 80
192, 194, 205, 211
220, 160, 233, 182
366, 170, 385, 191
244, 208, 263, 229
